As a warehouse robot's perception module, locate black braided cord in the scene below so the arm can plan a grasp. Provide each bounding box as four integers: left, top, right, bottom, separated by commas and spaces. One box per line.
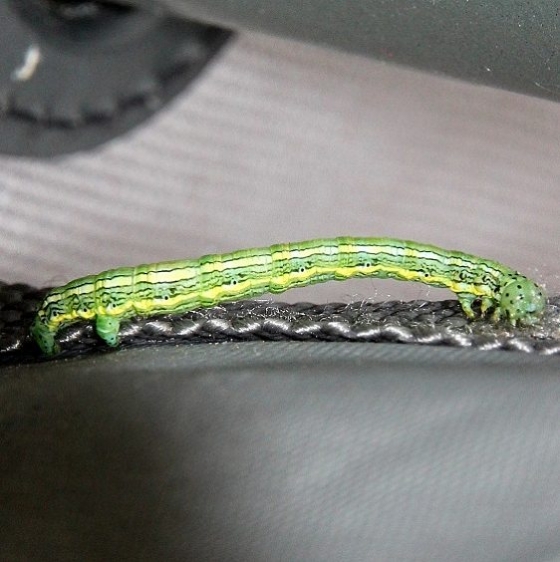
1, 283, 560, 364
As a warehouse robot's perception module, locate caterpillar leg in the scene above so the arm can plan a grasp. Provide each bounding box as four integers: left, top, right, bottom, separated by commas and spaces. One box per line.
491, 307, 503, 324
95, 315, 121, 347
479, 297, 495, 317
457, 293, 477, 320
491, 307, 521, 327
30, 317, 58, 356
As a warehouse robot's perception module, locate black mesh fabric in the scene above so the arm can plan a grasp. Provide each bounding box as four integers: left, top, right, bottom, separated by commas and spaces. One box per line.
2, 282, 560, 365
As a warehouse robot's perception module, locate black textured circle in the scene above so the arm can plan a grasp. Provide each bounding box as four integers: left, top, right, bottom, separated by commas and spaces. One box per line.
0, 0, 231, 156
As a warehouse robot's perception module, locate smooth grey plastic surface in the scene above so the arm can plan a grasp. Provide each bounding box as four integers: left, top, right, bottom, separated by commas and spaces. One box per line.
3, 342, 560, 561
140, 0, 560, 102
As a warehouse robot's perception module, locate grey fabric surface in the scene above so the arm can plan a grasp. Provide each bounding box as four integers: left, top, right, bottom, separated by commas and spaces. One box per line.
0, 31, 559, 308
163, 0, 560, 103
2, 31, 560, 562
3, 343, 560, 561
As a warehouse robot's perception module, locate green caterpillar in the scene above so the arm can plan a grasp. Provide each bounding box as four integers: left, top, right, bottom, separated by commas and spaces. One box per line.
31, 237, 546, 355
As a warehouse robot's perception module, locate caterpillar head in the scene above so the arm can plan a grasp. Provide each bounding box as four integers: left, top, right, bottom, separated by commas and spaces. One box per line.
499, 276, 546, 325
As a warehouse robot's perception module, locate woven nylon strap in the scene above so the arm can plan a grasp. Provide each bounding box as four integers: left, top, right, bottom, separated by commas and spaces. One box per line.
1, 283, 559, 365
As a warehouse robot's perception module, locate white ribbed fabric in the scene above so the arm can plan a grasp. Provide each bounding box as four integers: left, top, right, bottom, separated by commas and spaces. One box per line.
1, 31, 559, 303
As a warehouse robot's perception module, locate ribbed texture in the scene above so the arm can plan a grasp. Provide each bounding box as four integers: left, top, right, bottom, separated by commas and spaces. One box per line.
0, 31, 559, 305
2, 281, 560, 364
